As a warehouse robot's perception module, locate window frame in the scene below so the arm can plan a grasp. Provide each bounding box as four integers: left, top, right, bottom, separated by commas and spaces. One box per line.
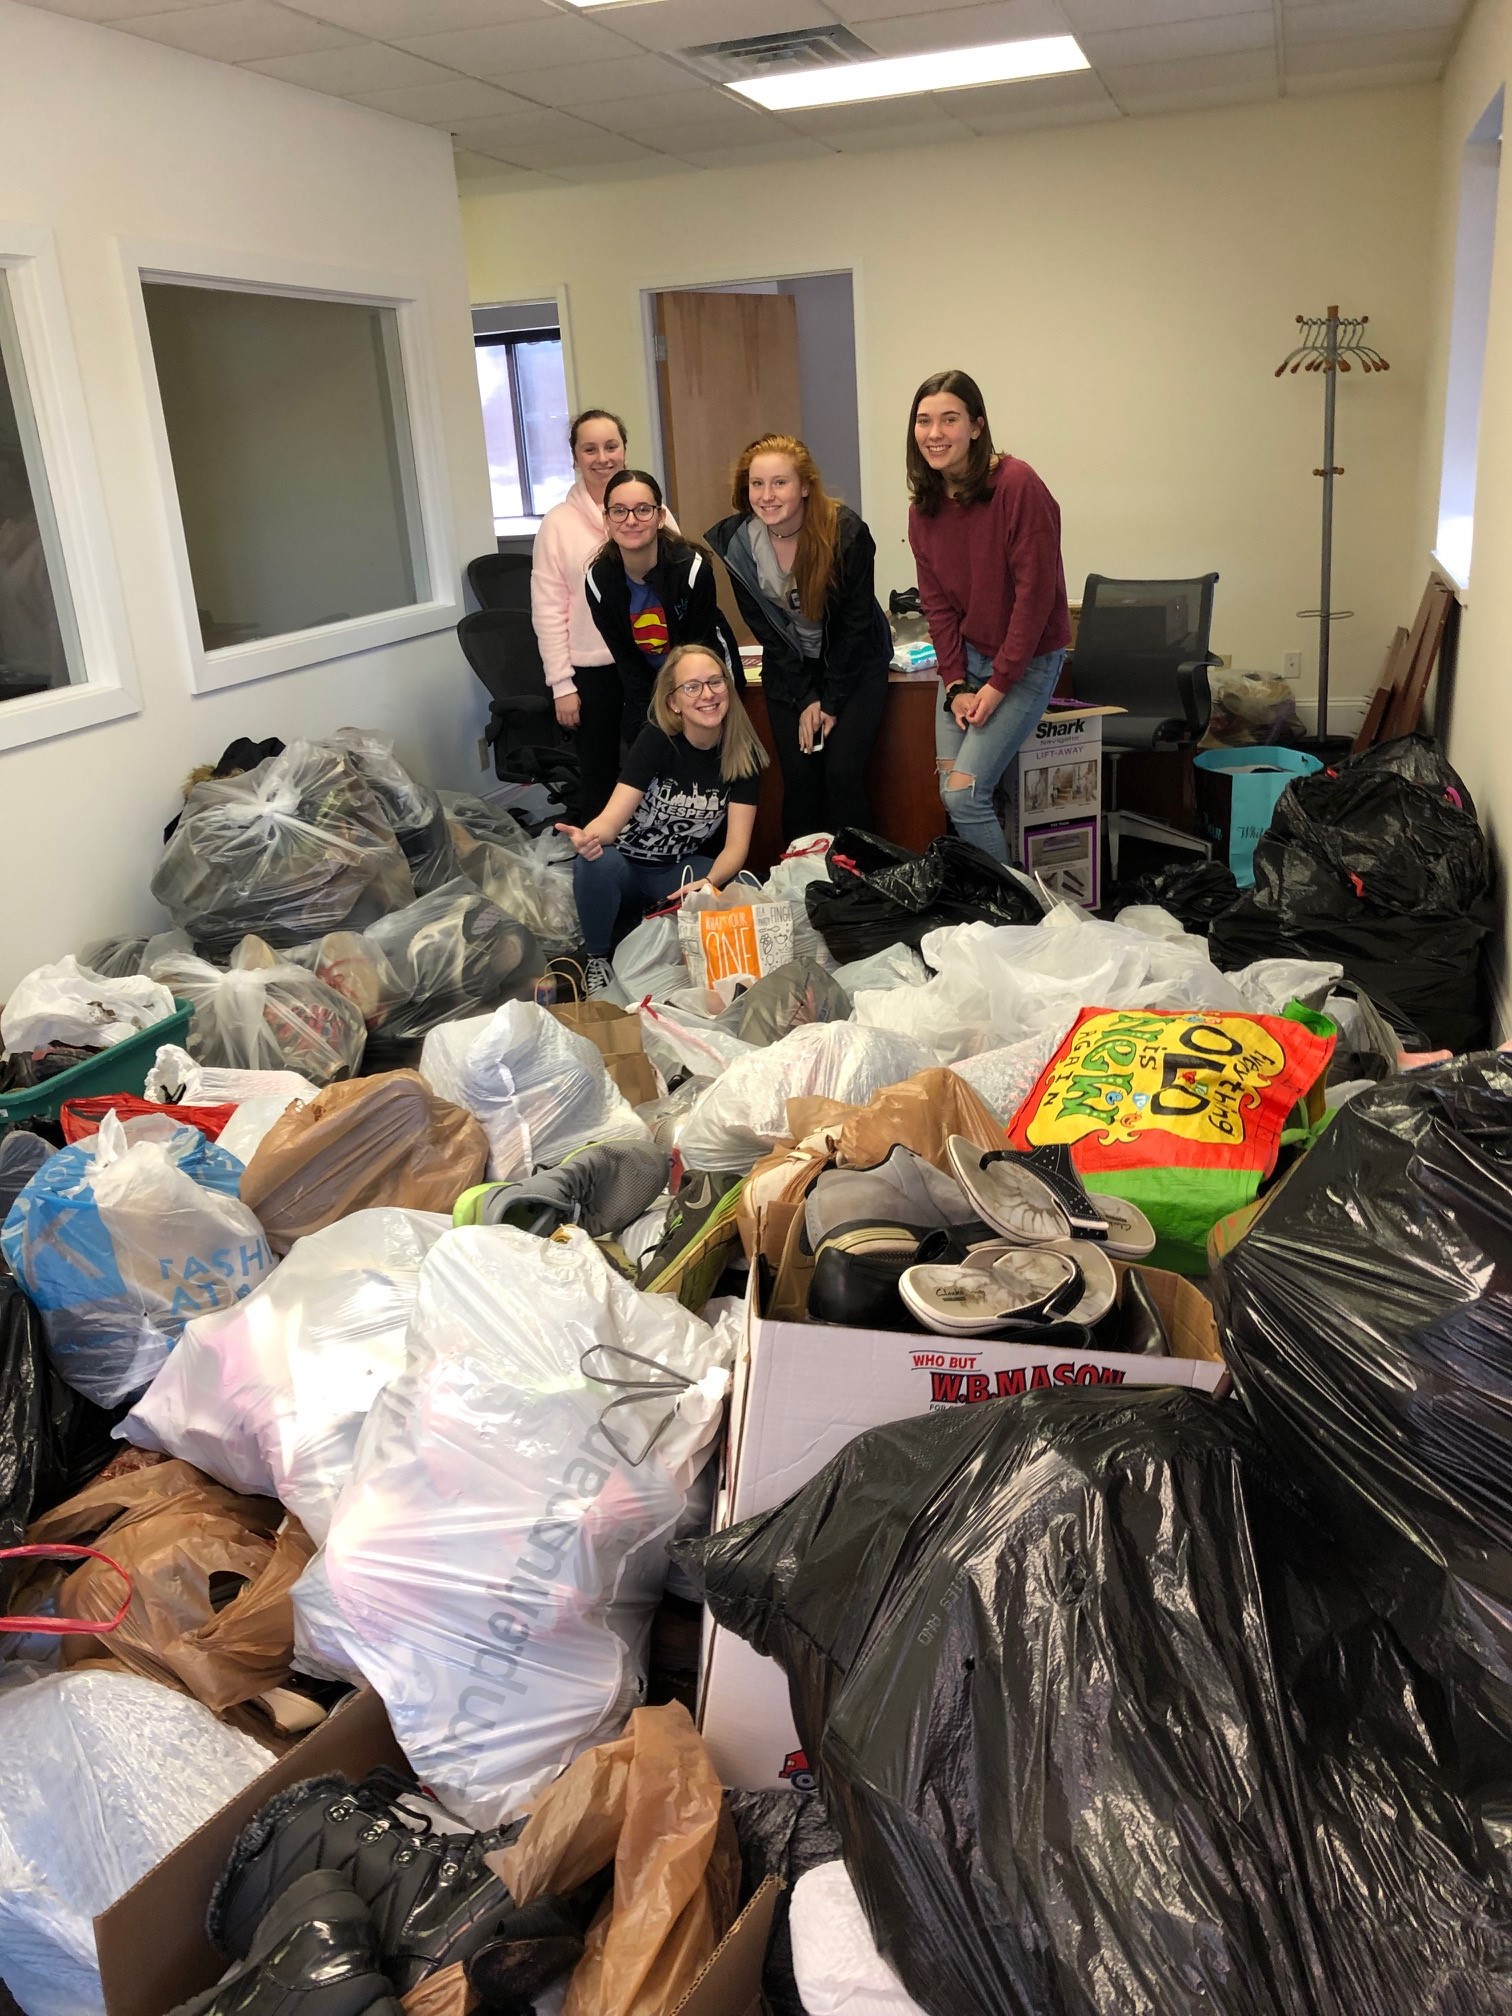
0, 224, 139, 756
121, 241, 461, 697
473, 325, 571, 533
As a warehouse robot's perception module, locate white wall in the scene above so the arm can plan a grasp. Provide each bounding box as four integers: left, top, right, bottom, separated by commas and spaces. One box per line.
0, 0, 494, 993
463, 88, 1439, 715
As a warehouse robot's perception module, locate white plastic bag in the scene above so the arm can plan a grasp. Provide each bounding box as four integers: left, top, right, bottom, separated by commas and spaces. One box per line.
122, 1209, 448, 1543
790, 1862, 928, 2016
611, 914, 689, 1004
151, 943, 366, 1086
1228, 956, 1344, 1017
0, 1113, 277, 1406
637, 1003, 754, 1087
420, 1000, 652, 1180
0, 1668, 271, 2016
831, 942, 931, 994
144, 1043, 316, 1109
676, 1024, 937, 1174
951, 1022, 1075, 1123
1, 955, 173, 1055
677, 880, 795, 988
215, 1093, 304, 1167
294, 1224, 733, 1823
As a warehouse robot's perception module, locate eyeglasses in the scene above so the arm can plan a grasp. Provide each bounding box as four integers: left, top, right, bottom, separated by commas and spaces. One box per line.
674, 673, 727, 698
606, 502, 659, 522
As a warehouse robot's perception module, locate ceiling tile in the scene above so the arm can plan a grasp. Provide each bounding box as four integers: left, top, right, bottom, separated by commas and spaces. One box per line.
502, 50, 709, 106
1282, 0, 1463, 40
452, 149, 565, 192
19, 0, 204, 20
777, 99, 979, 141
1061, 0, 1263, 31
827, 0, 1066, 20
854, 0, 1079, 54
616, 112, 783, 149
448, 104, 602, 151
1283, 25, 1454, 69
113, 0, 356, 62
669, 135, 838, 166
243, 44, 459, 90
951, 66, 1115, 120
1081, 9, 1273, 68
1100, 45, 1278, 108
1285, 55, 1445, 90
276, 0, 540, 32
489, 129, 672, 167
549, 155, 691, 182
394, 13, 632, 76
602, 0, 839, 53
576, 87, 769, 134
350, 77, 538, 120
965, 94, 1123, 131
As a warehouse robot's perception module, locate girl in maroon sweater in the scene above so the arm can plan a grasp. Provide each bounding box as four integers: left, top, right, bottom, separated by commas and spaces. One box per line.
906, 369, 1070, 863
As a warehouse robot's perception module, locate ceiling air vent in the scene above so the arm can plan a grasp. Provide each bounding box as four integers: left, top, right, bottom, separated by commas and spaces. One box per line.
680, 24, 875, 86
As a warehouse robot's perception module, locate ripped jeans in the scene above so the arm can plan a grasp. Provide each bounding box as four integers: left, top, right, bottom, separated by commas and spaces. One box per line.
935, 645, 1066, 863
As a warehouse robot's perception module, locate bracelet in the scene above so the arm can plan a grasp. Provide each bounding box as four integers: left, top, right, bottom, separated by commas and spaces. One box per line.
944, 681, 971, 706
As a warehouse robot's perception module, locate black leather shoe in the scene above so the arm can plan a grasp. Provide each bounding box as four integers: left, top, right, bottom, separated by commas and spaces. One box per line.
209, 1770, 524, 1993
463, 1874, 611, 2013
173, 1870, 402, 2016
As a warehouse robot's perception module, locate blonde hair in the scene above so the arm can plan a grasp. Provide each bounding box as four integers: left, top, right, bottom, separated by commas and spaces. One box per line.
732, 434, 840, 622
653, 645, 768, 784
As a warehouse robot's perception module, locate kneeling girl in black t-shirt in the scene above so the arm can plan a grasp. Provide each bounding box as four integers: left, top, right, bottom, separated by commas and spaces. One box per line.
556, 642, 768, 987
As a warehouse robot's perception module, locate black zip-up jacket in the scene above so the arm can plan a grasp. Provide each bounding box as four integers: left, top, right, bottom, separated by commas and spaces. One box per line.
705, 504, 891, 715
584, 538, 744, 691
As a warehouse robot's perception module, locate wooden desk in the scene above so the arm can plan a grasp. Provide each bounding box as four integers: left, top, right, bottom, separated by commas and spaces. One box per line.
740, 672, 946, 873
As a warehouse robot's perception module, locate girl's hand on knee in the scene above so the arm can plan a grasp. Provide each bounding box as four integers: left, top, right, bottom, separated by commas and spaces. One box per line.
555, 821, 602, 861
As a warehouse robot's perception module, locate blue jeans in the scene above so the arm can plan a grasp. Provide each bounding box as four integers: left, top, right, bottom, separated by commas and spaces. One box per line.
935, 645, 1066, 863
573, 847, 714, 956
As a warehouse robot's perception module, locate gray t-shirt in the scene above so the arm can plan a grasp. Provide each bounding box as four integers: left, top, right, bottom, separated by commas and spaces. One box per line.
751, 521, 823, 659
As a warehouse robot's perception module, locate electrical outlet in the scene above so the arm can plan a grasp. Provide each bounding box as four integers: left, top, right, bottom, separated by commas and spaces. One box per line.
1284, 651, 1303, 681
477, 735, 490, 771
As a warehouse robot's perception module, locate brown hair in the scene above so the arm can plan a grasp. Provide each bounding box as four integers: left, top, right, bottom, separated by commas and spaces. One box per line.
906, 370, 996, 517
653, 645, 767, 784
594, 467, 705, 576
568, 407, 628, 453
731, 435, 840, 622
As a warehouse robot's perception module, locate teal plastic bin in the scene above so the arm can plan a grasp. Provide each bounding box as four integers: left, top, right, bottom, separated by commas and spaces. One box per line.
0, 999, 193, 1127
1193, 746, 1322, 887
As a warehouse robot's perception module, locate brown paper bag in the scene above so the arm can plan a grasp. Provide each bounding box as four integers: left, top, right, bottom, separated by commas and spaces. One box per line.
23, 1458, 314, 1711
832, 1066, 1007, 1169
551, 999, 659, 1109
240, 1069, 488, 1253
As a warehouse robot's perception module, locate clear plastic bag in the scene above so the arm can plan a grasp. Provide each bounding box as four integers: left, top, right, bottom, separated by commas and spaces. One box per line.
123, 1209, 448, 1543
0, 1113, 277, 1406
79, 930, 192, 982
323, 727, 459, 894
1, 956, 174, 1056
0, 1667, 271, 2016
280, 930, 408, 1030
831, 943, 930, 994
611, 914, 688, 1005
295, 1224, 733, 1823
143, 1043, 315, 1109
451, 820, 580, 954
419, 1002, 653, 1181
361, 879, 544, 1041
677, 1024, 937, 1175
150, 740, 414, 958
151, 943, 367, 1087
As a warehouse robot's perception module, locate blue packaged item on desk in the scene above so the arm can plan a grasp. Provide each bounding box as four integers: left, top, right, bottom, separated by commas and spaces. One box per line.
0, 1112, 276, 1406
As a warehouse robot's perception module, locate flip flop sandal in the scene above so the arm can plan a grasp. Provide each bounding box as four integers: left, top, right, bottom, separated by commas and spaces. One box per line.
1085, 1192, 1158, 1260
900, 1246, 1080, 1337
961, 1237, 1119, 1328
945, 1136, 1072, 1246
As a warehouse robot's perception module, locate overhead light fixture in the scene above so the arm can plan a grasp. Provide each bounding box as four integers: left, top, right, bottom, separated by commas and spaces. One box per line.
730, 34, 1089, 111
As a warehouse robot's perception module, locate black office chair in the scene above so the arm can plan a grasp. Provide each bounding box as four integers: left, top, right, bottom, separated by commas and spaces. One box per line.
1071, 573, 1222, 876
466, 550, 534, 612
456, 608, 579, 810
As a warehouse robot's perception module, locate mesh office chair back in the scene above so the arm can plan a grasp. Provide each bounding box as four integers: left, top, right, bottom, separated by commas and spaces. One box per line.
465, 550, 534, 612
456, 609, 577, 804
1073, 573, 1220, 749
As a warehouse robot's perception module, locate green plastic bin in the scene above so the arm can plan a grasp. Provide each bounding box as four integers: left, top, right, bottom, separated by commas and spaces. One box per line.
0, 998, 193, 1127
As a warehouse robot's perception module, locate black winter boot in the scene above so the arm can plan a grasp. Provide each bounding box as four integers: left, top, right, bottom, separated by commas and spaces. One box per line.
208, 1769, 525, 1993
463, 1872, 612, 2014
171, 1869, 402, 2016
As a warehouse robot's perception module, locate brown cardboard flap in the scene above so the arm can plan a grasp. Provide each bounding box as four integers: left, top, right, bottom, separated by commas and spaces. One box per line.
96, 1688, 409, 2016
672, 1877, 781, 2016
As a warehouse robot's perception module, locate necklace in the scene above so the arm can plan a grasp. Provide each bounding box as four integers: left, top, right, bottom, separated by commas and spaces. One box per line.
770, 523, 801, 542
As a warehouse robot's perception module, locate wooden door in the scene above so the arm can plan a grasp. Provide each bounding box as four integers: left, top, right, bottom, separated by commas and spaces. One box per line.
654, 289, 802, 644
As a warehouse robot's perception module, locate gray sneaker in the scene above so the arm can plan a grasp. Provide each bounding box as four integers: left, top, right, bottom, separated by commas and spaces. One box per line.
804, 1146, 986, 1258
474, 1139, 672, 1239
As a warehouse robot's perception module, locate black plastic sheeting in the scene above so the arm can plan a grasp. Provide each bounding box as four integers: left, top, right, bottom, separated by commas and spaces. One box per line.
0, 1274, 119, 1553
681, 1387, 1512, 2016
727, 1790, 844, 2016
1209, 736, 1494, 1052
1214, 1051, 1512, 1765
1114, 858, 1240, 929
805, 828, 1042, 964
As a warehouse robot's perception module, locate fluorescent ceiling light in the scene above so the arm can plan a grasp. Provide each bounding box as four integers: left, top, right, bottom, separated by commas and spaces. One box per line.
732, 35, 1088, 111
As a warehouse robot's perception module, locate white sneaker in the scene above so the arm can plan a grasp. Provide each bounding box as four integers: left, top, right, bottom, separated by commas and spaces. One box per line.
584, 956, 615, 996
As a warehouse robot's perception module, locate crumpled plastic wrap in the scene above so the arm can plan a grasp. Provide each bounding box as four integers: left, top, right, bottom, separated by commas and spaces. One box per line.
150, 942, 367, 1087
676, 1024, 936, 1175
123, 1210, 448, 1542
323, 727, 459, 894
293, 1225, 733, 1824
0, 1667, 271, 2016
1, 956, 174, 1056
150, 740, 414, 959
360, 879, 544, 1042
419, 1002, 653, 1181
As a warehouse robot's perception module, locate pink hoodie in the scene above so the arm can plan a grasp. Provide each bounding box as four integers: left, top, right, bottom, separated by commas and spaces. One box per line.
529, 480, 682, 695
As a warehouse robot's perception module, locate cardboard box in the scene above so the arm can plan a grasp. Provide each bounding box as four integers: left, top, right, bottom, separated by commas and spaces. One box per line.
95, 1689, 776, 2016
1024, 817, 1098, 907
1000, 704, 1109, 901
699, 1263, 1227, 1789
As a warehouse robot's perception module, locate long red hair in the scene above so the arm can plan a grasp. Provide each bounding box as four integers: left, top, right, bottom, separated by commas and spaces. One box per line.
731, 434, 840, 623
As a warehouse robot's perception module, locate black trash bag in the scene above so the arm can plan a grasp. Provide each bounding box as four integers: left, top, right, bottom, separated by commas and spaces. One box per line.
727, 1791, 844, 2016
324, 727, 461, 895
1213, 1051, 1512, 1759
1209, 736, 1494, 1051
0, 1127, 54, 1225
680, 1389, 1512, 2016
1, 1276, 119, 1552
734, 959, 851, 1048
360, 877, 544, 1050
805, 828, 1042, 964
1116, 857, 1239, 929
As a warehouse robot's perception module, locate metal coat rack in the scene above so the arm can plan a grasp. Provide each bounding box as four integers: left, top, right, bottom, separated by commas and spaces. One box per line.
1275, 306, 1390, 740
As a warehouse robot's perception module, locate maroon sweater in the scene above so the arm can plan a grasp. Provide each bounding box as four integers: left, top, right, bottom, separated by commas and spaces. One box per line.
908, 455, 1070, 691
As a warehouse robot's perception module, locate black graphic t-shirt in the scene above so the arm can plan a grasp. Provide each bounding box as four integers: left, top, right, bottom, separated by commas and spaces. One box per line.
617, 725, 761, 866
